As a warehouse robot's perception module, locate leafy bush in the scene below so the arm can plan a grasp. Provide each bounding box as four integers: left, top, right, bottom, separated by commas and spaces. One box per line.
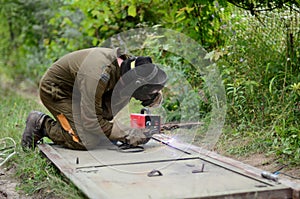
216, 5, 300, 163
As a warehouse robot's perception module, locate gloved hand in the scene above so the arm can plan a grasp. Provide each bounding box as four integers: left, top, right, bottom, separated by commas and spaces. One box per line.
124, 128, 151, 146
109, 121, 150, 146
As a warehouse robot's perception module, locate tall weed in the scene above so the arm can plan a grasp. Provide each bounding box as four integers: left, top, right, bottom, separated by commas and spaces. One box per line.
217, 6, 300, 164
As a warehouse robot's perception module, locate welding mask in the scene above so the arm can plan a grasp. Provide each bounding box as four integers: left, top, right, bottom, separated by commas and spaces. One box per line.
132, 84, 164, 106
111, 56, 167, 114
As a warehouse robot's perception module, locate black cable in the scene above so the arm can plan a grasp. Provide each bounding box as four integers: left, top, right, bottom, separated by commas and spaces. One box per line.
278, 172, 300, 180
272, 165, 300, 180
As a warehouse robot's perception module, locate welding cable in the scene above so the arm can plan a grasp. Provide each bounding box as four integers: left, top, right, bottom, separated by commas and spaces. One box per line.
117, 143, 144, 153
275, 172, 300, 180
0, 137, 16, 167
272, 165, 300, 180
107, 143, 145, 153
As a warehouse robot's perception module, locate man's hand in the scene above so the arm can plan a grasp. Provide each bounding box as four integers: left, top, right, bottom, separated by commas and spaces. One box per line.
109, 123, 150, 146
124, 129, 150, 146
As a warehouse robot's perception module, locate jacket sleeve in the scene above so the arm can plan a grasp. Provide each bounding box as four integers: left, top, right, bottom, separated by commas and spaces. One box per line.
77, 71, 113, 138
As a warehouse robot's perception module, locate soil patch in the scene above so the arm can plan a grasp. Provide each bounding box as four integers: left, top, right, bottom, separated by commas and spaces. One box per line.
0, 165, 31, 199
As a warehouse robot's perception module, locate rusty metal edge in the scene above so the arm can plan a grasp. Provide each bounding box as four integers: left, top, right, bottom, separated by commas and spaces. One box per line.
193, 188, 293, 199
38, 144, 110, 199
38, 139, 298, 199
161, 136, 299, 187
187, 144, 299, 198
159, 140, 294, 198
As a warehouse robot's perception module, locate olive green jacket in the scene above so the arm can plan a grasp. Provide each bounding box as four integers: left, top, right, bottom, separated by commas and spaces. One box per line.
41, 47, 121, 138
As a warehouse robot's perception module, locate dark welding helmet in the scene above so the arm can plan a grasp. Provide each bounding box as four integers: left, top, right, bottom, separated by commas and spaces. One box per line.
112, 56, 167, 114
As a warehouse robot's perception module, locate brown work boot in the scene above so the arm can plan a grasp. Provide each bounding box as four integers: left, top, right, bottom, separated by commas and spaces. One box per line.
21, 111, 49, 150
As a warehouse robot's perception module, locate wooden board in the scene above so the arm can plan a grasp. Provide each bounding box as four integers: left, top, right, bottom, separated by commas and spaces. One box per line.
39, 135, 294, 199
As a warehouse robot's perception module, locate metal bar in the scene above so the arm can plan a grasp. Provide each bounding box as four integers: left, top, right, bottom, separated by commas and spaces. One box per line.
151, 136, 192, 155
75, 156, 200, 171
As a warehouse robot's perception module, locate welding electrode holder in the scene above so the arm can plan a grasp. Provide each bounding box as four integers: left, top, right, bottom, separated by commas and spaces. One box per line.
261, 171, 278, 182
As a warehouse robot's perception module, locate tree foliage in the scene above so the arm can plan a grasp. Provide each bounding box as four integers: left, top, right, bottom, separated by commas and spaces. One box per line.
228, 0, 300, 14
0, 0, 62, 82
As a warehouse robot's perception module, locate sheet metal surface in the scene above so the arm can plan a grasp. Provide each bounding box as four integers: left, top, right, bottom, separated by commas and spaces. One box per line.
39, 138, 292, 199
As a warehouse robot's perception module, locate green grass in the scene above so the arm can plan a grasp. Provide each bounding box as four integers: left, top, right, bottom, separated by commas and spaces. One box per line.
216, 127, 274, 157
0, 87, 86, 199
216, 124, 300, 167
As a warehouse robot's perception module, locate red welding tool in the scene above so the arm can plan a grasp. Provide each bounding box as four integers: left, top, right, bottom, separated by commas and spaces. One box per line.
130, 108, 161, 134
130, 108, 203, 136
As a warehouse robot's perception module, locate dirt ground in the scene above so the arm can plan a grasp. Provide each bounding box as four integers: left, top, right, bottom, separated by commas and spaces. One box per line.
0, 165, 31, 199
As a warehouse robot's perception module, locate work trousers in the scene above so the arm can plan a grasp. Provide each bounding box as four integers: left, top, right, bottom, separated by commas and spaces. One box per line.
39, 80, 87, 150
